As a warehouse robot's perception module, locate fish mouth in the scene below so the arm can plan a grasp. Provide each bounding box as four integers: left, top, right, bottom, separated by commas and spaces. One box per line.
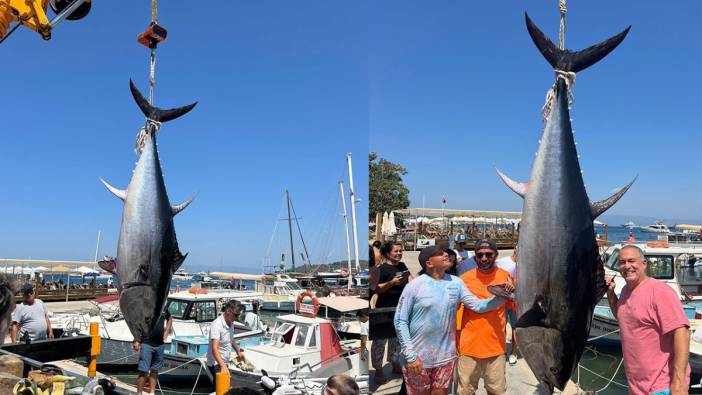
119, 285, 159, 340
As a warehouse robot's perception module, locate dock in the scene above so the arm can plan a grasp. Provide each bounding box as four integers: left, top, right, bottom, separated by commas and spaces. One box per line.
371, 248, 582, 394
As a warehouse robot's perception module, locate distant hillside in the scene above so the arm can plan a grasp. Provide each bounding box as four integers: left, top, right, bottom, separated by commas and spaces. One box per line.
291, 260, 369, 273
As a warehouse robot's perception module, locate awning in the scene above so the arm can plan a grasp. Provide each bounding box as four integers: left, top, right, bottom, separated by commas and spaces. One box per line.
317, 296, 369, 312
208, 272, 264, 281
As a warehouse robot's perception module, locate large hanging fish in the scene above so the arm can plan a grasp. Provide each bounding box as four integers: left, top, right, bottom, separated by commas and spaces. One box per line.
496, 13, 634, 392
99, 80, 196, 340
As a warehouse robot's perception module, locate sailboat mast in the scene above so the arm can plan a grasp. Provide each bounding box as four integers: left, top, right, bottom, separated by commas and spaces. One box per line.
339, 181, 353, 291
347, 154, 360, 272
286, 189, 296, 272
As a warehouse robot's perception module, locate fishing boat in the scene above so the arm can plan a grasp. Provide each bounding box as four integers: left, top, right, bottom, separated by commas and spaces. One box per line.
640, 222, 670, 233
199, 312, 367, 389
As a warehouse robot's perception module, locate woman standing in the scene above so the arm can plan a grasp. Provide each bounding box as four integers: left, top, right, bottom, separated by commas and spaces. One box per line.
371, 241, 412, 384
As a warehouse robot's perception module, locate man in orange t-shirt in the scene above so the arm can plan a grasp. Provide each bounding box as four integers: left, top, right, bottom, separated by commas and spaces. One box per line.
457, 238, 512, 395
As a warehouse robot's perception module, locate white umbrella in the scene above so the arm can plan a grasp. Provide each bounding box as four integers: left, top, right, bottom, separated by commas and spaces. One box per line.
33, 266, 49, 272
388, 211, 397, 235
382, 212, 390, 236
77, 266, 99, 274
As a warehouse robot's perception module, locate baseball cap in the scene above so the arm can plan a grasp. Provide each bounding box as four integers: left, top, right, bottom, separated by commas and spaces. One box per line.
21, 283, 33, 295
454, 234, 467, 243
418, 245, 445, 267
474, 238, 498, 252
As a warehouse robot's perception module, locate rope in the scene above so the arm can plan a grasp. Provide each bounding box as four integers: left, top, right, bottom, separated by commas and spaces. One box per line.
559, 0, 567, 50
149, 0, 158, 105
134, 119, 162, 155
593, 357, 626, 392
577, 362, 628, 389
587, 327, 620, 342
99, 351, 139, 364
540, 70, 576, 123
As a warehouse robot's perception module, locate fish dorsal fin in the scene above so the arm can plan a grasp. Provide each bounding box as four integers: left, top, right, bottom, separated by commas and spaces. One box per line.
496, 168, 527, 199
514, 297, 547, 328
590, 176, 637, 219
172, 194, 196, 216
98, 256, 117, 275
172, 242, 188, 273
100, 179, 127, 202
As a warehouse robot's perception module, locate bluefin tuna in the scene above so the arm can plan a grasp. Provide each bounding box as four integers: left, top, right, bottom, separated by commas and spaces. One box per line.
495, 14, 634, 392
0, 274, 18, 345
99, 80, 196, 340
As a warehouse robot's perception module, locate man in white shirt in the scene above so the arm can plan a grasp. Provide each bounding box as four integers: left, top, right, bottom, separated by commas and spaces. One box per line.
357, 309, 369, 363
455, 234, 477, 276
206, 300, 245, 380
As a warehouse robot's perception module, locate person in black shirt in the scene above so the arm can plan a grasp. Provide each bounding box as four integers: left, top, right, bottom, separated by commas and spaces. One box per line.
371, 241, 412, 385
133, 310, 173, 395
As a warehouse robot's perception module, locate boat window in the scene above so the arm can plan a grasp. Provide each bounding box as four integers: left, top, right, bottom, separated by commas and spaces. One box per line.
273, 322, 295, 344
189, 301, 217, 322
166, 299, 189, 320
294, 324, 310, 347
606, 250, 674, 280
308, 326, 317, 347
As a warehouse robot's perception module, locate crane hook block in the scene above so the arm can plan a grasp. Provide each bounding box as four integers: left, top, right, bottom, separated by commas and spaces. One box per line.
137, 22, 167, 48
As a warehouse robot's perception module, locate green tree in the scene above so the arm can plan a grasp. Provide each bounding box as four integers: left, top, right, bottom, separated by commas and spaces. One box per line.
369, 152, 410, 220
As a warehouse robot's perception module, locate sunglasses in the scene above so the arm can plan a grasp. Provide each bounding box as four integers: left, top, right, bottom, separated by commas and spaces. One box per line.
476, 252, 494, 258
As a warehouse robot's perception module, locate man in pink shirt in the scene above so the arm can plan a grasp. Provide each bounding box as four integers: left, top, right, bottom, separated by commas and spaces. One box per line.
606, 245, 690, 395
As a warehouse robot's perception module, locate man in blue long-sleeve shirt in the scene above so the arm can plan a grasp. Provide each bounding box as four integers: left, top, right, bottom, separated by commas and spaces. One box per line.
394, 246, 510, 395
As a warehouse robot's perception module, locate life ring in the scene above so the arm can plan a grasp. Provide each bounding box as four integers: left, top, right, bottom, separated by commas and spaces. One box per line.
188, 288, 208, 294
295, 291, 320, 318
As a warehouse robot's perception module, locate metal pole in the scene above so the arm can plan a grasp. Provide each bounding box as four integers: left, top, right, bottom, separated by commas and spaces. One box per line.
286, 190, 296, 272
347, 154, 361, 272
149, 0, 158, 105
339, 182, 353, 292
93, 230, 101, 262
49, 0, 89, 27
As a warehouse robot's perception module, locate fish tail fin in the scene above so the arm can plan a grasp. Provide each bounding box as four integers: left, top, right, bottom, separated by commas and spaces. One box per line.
525, 12, 630, 73
129, 79, 198, 123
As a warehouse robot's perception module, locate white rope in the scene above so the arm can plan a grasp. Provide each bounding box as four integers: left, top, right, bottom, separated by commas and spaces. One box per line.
577, 361, 628, 389
99, 351, 139, 364
587, 327, 620, 342
134, 119, 162, 155
149, 0, 157, 105
541, 70, 576, 123
593, 357, 626, 392
559, 0, 567, 50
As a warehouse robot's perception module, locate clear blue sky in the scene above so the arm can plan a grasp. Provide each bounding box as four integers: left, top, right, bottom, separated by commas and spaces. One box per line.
370, 1, 702, 224
0, 2, 368, 272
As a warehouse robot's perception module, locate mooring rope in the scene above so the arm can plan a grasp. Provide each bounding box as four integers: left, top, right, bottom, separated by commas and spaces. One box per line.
587, 327, 620, 342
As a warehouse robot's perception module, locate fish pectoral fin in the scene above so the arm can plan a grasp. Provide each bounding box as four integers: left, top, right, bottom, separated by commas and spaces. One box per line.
98, 256, 117, 275
590, 176, 637, 219
100, 179, 127, 202
495, 167, 527, 199
514, 299, 547, 328
172, 193, 196, 216
525, 12, 631, 73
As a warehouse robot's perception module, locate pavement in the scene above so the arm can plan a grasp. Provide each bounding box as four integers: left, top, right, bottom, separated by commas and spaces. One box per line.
370, 249, 583, 394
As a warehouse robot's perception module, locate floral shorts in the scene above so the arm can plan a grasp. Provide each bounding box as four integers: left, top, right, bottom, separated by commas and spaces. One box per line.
402, 359, 455, 395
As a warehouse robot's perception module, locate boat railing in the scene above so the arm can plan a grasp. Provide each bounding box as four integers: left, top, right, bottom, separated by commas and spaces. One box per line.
288, 346, 361, 379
